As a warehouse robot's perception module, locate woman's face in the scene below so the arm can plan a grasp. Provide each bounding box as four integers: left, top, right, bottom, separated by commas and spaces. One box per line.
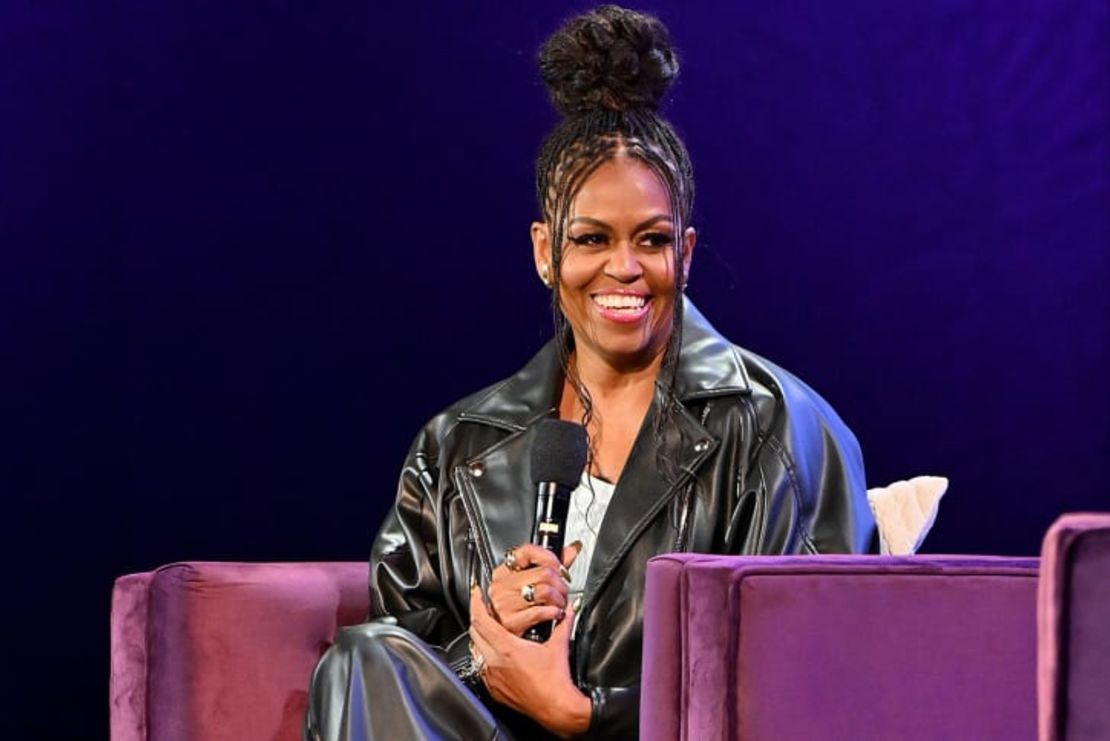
532, 156, 696, 371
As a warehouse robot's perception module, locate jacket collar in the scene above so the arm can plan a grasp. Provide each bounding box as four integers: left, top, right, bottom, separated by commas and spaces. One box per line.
456, 297, 751, 430
455, 298, 748, 610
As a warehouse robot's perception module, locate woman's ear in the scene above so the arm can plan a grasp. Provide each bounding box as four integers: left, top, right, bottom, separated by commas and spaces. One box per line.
531, 221, 553, 287
682, 226, 697, 288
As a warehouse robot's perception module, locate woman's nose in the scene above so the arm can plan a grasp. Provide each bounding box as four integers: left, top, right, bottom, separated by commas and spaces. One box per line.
606, 241, 643, 282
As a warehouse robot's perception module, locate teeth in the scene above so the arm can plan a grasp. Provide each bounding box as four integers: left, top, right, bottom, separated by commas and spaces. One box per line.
594, 294, 646, 310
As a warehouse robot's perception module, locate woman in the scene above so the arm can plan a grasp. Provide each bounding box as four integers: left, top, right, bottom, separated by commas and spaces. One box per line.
306, 6, 873, 739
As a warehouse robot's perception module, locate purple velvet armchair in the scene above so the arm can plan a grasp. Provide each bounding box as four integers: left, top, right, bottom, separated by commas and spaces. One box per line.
110, 562, 369, 741
640, 554, 1041, 740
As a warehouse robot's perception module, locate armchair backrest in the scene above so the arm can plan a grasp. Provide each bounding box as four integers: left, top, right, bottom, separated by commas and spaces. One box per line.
642, 554, 1040, 741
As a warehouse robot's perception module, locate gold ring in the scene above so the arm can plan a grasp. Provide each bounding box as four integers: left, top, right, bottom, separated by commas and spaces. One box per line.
503, 548, 521, 571
521, 583, 536, 604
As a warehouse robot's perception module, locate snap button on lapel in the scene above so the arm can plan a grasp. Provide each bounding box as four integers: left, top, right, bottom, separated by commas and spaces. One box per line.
468, 462, 485, 478
694, 439, 710, 453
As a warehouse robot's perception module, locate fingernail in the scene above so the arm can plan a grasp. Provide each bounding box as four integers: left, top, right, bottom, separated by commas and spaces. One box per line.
569, 540, 583, 554
559, 565, 572, 583
572, 596, 582, 612
557, 609, 566, 621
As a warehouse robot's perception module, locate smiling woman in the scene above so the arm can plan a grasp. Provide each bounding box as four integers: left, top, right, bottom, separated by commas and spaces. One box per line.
533, 156, 697, 484
304, 5, 874, 740
533, 158, 694, 372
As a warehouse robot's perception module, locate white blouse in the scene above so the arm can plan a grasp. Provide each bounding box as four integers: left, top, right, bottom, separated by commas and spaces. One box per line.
563, 471, 616, 630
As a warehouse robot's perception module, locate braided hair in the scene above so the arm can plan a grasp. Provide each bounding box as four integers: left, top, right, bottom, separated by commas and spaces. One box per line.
536, 5, 695, 461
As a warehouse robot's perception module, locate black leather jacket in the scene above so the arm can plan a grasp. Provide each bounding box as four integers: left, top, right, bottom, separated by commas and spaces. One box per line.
369, 300, 874, 738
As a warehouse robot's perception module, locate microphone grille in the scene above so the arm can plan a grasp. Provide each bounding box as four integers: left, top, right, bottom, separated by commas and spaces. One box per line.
530, 419, 588, 487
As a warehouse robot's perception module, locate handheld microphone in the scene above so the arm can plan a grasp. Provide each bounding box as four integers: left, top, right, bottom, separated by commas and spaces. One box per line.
523, 418, 587, 643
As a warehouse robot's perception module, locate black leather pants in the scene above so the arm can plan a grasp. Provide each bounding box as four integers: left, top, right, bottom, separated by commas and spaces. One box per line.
303, 622, 547, 741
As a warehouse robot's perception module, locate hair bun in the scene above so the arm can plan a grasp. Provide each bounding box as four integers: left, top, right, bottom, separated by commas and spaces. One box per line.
539, 5, 679, 116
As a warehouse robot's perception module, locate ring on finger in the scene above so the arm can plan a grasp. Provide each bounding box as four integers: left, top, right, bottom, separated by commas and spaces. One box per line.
521, 582, 536, 604
469, 641, 487, 676
503, 548, 521, 572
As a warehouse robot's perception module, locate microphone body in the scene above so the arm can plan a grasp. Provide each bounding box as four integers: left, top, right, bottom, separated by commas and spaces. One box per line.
523, 481, 573, 642
522, 419, 587, 643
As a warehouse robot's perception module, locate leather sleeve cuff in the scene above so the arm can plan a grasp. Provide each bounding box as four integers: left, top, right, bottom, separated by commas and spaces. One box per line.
444, 632, 478, 683
587, 685, 640, 738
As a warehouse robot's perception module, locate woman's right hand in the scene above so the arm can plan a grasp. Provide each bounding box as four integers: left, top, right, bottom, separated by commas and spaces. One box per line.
485, 542, 581, 637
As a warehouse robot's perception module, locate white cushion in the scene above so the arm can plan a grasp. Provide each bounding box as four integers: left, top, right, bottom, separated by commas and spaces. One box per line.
866, 476, 948, 555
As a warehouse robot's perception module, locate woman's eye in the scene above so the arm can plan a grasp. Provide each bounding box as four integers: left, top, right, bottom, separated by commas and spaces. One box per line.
641, 232, 674, 248
570, 233, 607, 246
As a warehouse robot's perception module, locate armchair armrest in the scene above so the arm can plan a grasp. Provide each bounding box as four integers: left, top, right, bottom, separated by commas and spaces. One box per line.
1038, 513, 1110, 741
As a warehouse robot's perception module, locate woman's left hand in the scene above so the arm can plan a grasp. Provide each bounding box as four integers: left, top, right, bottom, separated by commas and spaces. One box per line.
469, 587, 591, 738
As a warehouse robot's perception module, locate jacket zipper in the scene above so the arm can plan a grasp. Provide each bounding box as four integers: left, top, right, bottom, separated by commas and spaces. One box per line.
465, 530, 478, 589
454, 466, 495, 581
671, 484, 695, 552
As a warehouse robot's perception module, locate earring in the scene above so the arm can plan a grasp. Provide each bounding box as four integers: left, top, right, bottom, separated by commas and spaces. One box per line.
540, 264, 552, 288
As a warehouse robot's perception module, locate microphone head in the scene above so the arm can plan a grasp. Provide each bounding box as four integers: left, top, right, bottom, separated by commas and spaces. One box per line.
530, 419, 588, 487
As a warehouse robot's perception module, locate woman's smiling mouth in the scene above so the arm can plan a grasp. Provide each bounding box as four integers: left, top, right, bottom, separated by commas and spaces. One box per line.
591, 291, 651, 323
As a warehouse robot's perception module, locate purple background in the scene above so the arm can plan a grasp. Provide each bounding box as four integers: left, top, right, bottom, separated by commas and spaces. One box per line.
3, 1, 1107, 736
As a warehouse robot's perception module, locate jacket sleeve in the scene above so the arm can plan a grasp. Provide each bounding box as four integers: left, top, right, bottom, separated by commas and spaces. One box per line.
741, 369, 875, 555
586, 685, 639, 739
369, 421, 473, 670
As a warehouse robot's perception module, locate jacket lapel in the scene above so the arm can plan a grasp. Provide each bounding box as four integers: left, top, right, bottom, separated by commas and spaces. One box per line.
452, 343, 562, 582
453, 425, 544, 583
579, 396, 719, 608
